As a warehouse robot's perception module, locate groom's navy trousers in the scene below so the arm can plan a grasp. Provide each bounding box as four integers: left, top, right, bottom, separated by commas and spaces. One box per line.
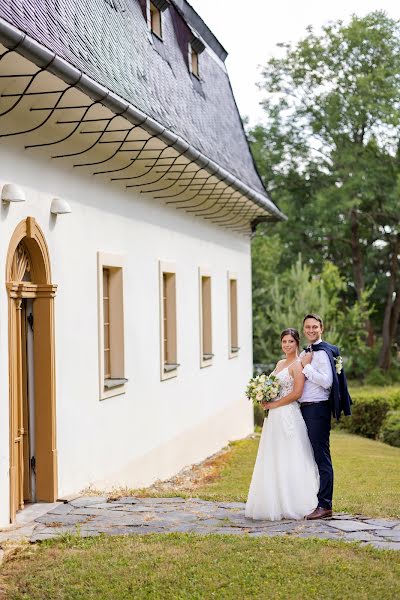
300, 401, 333, 510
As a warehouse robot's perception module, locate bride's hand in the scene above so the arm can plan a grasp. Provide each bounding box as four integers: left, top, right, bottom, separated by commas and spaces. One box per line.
262, 402, 271, 410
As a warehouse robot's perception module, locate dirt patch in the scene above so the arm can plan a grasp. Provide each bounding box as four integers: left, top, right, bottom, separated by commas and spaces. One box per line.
83, 441, 240, 500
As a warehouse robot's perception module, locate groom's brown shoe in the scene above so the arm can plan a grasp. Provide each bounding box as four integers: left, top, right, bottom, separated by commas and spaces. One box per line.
305, 507, 333, 520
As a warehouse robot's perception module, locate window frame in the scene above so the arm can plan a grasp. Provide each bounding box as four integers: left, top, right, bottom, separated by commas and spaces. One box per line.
199, 267, 213, 368
97, 252, 127, 400
188, 43, 200, 78
228, 271, 239, 359
147, 0, 163, 39
159, 260, 179, 381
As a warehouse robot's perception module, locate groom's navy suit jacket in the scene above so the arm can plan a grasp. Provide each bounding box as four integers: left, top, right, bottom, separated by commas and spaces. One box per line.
310, 341, 352, 421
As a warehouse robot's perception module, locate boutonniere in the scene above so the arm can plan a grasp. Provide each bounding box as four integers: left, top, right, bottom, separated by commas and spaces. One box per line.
334, 355, 343, 375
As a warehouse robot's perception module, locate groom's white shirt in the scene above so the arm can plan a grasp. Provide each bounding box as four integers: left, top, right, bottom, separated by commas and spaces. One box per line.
299, 338, 333, 404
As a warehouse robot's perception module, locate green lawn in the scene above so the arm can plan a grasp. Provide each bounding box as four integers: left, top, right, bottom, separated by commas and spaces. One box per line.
132, 431, 400, 518
1, 533, 399, 600
1, 431, 399, 599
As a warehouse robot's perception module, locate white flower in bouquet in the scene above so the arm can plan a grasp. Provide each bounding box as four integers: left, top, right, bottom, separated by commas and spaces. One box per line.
245, 373, 282, 406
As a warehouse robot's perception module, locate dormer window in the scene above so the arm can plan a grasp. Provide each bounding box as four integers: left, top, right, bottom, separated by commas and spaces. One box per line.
189, 36, 205, 79
190, 46, 199, 78
146, 0, 170, 39
149, 2, 162, 38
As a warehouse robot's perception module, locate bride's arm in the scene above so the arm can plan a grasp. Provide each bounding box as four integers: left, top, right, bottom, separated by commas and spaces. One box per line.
263, 362, 305, 409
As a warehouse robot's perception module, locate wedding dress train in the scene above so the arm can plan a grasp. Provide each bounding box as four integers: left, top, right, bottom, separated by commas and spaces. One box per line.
245, 366, 319, 520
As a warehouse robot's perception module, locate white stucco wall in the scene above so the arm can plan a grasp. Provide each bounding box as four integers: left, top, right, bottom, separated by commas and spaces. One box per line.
0, 143, 254, 526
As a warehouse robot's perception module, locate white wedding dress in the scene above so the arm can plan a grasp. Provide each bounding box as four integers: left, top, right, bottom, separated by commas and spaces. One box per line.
245, 365, 319, 520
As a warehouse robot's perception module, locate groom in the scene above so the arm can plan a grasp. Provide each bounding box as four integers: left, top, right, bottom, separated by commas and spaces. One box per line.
299, 313, 352, 519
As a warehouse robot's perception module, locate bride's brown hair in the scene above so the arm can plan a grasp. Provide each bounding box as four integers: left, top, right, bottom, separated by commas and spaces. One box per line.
280, 328, 300, 347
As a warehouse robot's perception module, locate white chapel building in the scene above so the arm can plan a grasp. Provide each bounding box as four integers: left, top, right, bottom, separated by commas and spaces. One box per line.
0, 0, 284, 524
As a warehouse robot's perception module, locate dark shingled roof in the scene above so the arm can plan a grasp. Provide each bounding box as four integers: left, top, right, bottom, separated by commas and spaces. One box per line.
0, 0, 267, 195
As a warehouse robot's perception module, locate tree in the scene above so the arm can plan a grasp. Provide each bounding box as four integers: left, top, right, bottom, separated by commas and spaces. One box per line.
251, 11, 400, 370
252, 255, 372, 378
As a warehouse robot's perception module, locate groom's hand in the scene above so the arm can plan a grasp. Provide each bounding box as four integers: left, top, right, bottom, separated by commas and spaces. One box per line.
301, 351, 313, 368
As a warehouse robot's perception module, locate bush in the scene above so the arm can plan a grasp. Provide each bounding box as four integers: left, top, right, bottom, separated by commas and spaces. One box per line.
350, 385, 400, 409
387, 365, 400, 383
343, 397, 391, 439
364, 368, 390, 387
380, 411, 400, 447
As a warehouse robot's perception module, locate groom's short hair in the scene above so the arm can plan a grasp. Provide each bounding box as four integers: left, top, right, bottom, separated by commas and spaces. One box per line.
303, 313, 324, 326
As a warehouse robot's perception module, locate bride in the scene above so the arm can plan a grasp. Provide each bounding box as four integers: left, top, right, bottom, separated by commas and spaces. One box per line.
245, 328, 319, 520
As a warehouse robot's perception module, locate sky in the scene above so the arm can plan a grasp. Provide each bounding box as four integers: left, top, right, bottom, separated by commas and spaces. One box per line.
190, 0, 400, 124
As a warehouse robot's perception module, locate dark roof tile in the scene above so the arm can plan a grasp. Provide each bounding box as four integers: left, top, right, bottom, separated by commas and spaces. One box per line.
0, 0, 265, 194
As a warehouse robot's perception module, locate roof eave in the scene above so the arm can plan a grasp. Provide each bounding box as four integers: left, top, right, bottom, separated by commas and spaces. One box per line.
0, 17, 287, 222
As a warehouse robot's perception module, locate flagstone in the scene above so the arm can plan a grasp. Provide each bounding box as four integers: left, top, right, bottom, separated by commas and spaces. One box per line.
327, 520, 387, 532
342, 531, 388, 542
47, 504, 74, 516
365, 541, 400, 551
363, 519, 399, 528
69, 496, 108, 508
296, 531, 343, 540
1, 496, 398, 548
35, 513, 91, 525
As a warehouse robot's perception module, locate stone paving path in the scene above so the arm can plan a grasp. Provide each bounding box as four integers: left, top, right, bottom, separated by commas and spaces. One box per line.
17, 496, 400, 551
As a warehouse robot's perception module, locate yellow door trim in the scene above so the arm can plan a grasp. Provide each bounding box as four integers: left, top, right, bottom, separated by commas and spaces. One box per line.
6, 217, 58, 523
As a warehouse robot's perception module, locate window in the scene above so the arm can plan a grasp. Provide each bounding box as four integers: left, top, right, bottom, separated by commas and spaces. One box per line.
199, 268, 213, 367
98, 252, 126, 399
103, 268, 111, 379
188, 37, 205, 79
159, 261, 178, 380
148, 1, 162, 38
228, 273, 239, 358
189, 45, 200, 78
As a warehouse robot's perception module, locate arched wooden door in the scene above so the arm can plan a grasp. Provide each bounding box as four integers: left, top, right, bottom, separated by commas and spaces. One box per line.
6, 217, 58, 523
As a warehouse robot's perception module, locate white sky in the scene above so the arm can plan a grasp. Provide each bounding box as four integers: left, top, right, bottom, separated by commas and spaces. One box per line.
190, 0, 400, 124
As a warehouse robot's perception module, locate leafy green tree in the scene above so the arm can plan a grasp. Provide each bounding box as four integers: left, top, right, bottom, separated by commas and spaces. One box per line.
251, 11, 400, 371
253, 255, 372, 378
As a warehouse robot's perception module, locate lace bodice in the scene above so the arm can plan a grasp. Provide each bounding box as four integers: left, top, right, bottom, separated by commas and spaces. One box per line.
274, 366, 295, 400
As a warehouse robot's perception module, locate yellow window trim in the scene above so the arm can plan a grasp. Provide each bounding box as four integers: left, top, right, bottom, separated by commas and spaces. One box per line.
199, 267, 213, 368
97, 252, 126, 400
159, 260, 178, 381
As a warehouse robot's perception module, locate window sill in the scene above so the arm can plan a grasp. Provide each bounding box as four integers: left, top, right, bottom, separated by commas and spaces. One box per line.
161, 363, 179, 381
164, 362, 180, 373
229, 347, 240, 359
104, 378, 128, 390
201, 354, 213, 368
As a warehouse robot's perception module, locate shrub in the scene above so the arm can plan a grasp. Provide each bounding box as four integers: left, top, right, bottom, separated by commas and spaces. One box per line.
345, 398, 390, 439
380, 411, 400, 447
364, 368, 390, 387
350, 386, 400, 409
387, 365, 400, 383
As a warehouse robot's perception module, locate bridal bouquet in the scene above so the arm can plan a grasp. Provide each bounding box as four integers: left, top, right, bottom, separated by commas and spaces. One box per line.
245, 373, 281, 406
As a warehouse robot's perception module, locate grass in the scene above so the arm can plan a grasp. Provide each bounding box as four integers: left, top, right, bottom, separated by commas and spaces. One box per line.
1, 431, 399, 598
122, 431, 400, 518
331, 431, 400, 517
1, 533, 399, 600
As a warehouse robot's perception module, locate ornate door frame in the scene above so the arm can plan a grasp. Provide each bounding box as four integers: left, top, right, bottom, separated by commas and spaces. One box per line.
6, 217, 58, 523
